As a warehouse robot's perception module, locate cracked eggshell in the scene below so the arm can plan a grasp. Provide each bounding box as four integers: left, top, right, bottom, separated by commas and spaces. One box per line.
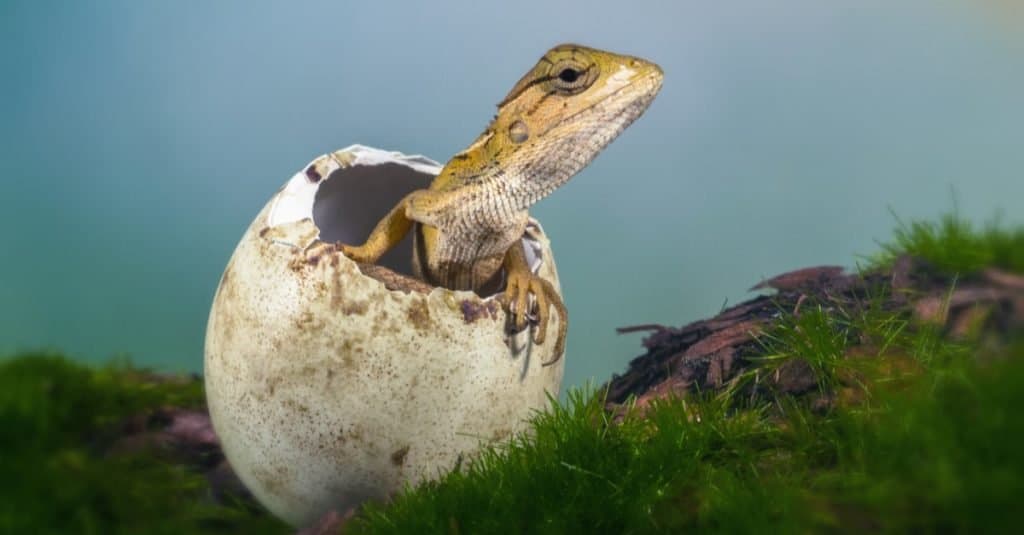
204, 145, 565, 527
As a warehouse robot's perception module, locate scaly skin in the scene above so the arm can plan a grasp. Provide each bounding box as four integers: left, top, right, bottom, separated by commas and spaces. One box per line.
339, 44, 663, 364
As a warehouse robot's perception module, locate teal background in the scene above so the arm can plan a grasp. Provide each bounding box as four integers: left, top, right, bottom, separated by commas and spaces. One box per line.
1, 1, 1022, 390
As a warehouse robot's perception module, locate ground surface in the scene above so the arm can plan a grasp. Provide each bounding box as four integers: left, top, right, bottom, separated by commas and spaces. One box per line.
2, 215, 1022, 534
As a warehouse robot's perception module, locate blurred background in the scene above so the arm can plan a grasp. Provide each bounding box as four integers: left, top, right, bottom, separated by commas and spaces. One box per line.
1, 0, 1021, 390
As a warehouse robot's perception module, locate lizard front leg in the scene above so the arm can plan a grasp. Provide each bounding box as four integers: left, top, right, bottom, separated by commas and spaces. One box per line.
501, 240, 568, 365
338, 191, 420, 263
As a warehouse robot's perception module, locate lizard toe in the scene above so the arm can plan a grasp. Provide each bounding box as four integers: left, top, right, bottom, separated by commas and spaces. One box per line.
513, 278, 531, 332
530, 279, 549, 346
536, 277, 568, 366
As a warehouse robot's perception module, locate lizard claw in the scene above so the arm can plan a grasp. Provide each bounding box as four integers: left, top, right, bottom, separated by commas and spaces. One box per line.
502, 271, 567, 365
301, 241, 343, 263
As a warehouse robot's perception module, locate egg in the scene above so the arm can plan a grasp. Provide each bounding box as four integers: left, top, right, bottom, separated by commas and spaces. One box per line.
204, 145, 565, 527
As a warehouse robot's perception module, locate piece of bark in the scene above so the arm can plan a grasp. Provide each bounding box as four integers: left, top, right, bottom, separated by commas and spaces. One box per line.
683, 320, 763, 359
750, 266, 847, 292
607, 256, 1023, 409
984, 268, 1024, 290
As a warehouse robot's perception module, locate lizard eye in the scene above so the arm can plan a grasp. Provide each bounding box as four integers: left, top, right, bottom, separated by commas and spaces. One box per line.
558, 68, 579, 83
549, 59, 595, 94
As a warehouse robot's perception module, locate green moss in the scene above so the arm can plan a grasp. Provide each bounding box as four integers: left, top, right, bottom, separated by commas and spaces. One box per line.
818, 346, 1024, 532
877, 212, 1024, 275
746, 304, 853, 393
0, 353, 287, 535
354, 389, 778, 534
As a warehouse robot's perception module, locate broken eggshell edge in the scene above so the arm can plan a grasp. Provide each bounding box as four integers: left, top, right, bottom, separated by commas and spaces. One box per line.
204, 144, 565, 527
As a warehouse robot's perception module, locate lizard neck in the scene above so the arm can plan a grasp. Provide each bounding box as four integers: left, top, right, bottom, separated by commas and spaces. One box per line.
429, 163, 541, 215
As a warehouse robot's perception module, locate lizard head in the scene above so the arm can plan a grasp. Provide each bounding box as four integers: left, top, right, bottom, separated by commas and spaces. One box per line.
496, 43, 663, 126
436, 44, 663, 204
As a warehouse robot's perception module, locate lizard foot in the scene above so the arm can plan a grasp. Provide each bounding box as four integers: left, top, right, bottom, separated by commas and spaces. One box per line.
337, 243, 380, 264
502, 270, 567, 366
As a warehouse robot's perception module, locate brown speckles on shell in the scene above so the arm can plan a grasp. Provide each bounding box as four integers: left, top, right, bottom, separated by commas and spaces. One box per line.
251, 464, 297, 503
390, 445, 410, 466
337, 340, 357, 369
294, 311, 317, 331
460, 299, 500, 323
342, 300, 369, 316
329, 264, 370, 316
283, 397, 311, 414
405, 298, 434, 330
266, 375, 283, 398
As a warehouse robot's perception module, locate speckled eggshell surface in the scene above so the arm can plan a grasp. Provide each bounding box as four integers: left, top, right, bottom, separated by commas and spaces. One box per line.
204, 145, 564, 527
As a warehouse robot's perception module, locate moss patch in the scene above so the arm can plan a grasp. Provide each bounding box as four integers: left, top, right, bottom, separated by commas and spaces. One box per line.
0, 353, 287, 535
876, 212, 1024, 275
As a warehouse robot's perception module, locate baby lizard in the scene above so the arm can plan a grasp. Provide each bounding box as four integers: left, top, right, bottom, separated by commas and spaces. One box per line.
338, 44, 663, 364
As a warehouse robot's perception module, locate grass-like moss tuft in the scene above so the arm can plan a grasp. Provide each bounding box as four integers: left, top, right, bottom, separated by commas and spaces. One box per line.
877, 212, 1024, 275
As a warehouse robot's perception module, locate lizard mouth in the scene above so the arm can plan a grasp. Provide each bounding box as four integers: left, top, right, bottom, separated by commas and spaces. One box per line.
500, 67, 663, 206
591, 69, 663, 126
548, 67, 663, 143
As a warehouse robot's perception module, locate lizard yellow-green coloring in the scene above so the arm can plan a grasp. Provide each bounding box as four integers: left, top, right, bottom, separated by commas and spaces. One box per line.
338, 44, 663, 364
